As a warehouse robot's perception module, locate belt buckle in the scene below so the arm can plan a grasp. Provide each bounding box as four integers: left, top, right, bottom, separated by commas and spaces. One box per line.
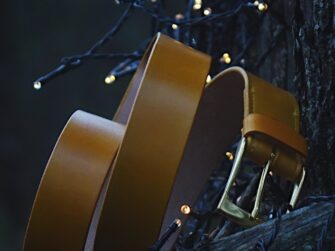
217, 137, 306, 227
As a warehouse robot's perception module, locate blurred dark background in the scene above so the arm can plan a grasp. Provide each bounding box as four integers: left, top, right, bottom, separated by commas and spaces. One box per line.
0, 1, 162, 249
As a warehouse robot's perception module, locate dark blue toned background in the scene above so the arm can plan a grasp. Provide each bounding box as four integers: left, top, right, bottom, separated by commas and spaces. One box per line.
0, 1, 173, 249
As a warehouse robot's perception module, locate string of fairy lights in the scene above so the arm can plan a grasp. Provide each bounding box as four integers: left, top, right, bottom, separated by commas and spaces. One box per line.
32, 0, 273, 90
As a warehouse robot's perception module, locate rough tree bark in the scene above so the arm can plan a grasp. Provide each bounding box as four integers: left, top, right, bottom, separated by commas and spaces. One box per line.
209, 203, 335, 251
255, 0, 335, 195
204, 0, 335, 249
293, 0, 335, 195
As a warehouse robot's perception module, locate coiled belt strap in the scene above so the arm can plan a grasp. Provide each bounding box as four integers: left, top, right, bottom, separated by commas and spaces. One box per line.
93, 33, 211, 250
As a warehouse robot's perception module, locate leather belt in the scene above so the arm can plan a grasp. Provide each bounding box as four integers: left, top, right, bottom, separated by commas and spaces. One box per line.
93, 33, 210, 250
24, 34, 307, 250
23, 112, 124, 251
113, 65, 307, 249
216, 67, 307, 226
23, 33, 211, 251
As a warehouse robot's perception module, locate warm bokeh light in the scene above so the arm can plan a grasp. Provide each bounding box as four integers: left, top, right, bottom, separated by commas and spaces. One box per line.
193, 0, 202, 10
203, 8, 212, 16
105, 74, 116, 84
172, 23, 179, 30
226, 151, 234, 161
33, 81, 42, 90
258, 3, 268, 12
253, 1, 268, 12
220, 52, 232, 64
175, 218, 182, 227
206, 75, 212, 84
180, 204, 191, 215
175, 13, 184, 20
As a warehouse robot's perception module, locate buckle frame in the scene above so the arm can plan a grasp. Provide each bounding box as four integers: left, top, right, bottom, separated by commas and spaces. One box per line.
217, 137, 306, 227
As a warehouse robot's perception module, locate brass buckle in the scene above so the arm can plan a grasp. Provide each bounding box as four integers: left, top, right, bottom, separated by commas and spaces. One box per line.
217, 137, 306, 227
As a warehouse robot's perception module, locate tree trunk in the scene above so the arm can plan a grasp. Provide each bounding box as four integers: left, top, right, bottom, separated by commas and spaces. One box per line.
253, 0, 335, 195
208, 202, 335, 251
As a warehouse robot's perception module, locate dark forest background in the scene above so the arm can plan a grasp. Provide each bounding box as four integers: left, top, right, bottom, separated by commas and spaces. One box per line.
1, 0, 334, 250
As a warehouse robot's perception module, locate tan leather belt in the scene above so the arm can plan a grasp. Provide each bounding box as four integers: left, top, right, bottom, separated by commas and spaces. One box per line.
23, 112, 124, 251
93, 34, 210, 250
114, 65, 307, 248
24, 34, 307, 251
23, 33, 211, 251
215, 68, 307, 226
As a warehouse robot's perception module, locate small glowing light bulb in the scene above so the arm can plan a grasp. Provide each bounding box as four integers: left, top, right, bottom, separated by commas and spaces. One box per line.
203, 7, 212, 16
175, 219, 182, 227
171, 23, 179, 30
226, 152, 234, 161
105, 74, 116, 84
175, 13, 184, 20
253, 0, 260, 6
114, 0, 120, 4
220, 52, 232, 64
258, 2, 268, 12
33, 81, 42, 90
206, 75, 212, 84
193, 0, 202, 10
180, 204, 191, 215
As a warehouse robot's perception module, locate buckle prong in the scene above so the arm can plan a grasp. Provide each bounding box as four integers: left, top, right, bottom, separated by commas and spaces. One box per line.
289, 166, 306, 209
251, 153, 274, 218
220, 137, 247, 201
218, 136, 306, 227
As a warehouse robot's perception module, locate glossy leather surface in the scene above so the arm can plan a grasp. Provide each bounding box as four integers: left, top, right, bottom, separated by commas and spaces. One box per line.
209, 68, 307, 183
105, 65, 307, 249
24, 33, 211, 251
23, 111, 124, 251
243, 72, 307, 182
93, 33, 211, 251
24, 35, 307, 251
